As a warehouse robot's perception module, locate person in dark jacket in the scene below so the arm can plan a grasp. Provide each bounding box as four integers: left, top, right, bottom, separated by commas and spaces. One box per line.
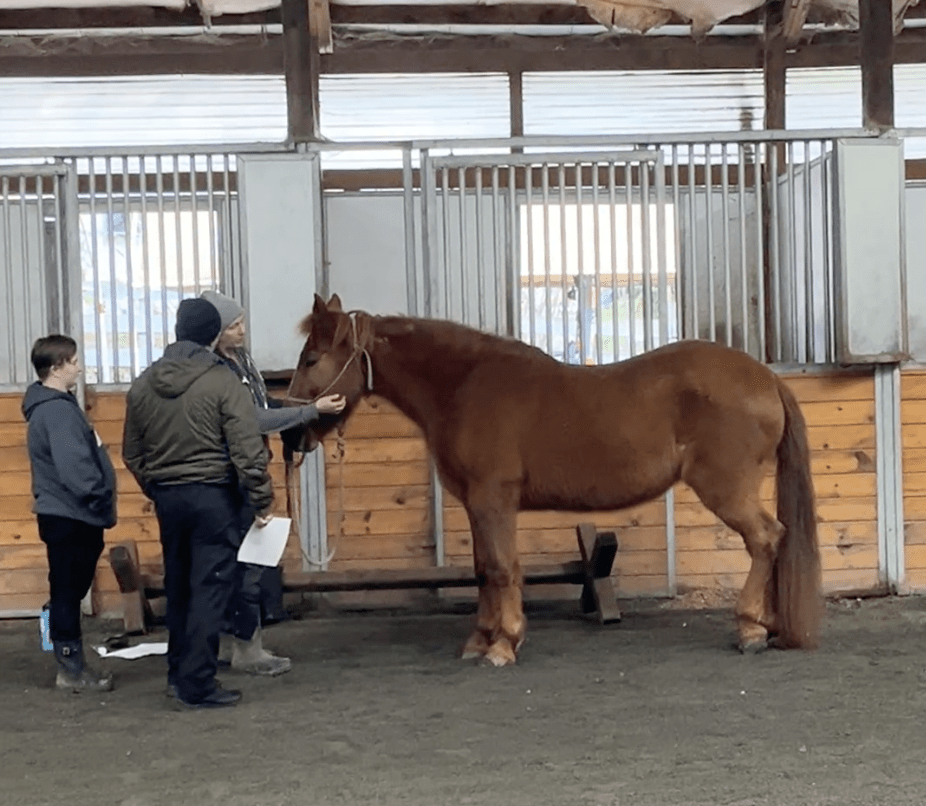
201, 289, 345, 677
23, 334, 116, 693
122, 297, 274, 709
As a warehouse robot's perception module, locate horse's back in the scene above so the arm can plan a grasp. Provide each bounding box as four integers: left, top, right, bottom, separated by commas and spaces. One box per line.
443, 339, 783, 512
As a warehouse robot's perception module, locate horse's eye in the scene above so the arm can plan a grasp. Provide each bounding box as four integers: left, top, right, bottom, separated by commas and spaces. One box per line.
304, 352, 320, 368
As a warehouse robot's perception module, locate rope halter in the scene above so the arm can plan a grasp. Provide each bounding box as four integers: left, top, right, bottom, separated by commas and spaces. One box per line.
285, 310, 373, 406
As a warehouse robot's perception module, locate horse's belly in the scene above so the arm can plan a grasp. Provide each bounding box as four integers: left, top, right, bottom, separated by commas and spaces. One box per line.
519, 463, 676, 512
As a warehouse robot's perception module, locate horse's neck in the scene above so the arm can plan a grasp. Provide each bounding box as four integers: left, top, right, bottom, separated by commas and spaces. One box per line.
367, 319, 466, 430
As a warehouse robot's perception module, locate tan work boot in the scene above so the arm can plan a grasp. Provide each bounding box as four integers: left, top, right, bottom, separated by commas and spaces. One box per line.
231, 626, 291, 677
217, 633, 234, 665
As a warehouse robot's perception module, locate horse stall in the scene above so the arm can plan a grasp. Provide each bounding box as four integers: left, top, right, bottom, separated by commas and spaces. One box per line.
0, 128, 921, 623
6, 1, 926, 801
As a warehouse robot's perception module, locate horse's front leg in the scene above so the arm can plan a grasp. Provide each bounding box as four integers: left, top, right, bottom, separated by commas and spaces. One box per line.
461, 482, 524, 667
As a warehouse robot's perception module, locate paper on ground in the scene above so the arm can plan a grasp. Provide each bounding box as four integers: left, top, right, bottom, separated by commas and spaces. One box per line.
237, 516, 292, 567
95, 642, 168, 659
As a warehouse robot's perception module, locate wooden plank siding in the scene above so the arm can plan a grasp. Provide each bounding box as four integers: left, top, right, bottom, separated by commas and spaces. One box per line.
675, 372, 879, 596
0, 390, 304, 616
901, 371, 926, 591
325, 370, 880, 604
0, 367, 885, 618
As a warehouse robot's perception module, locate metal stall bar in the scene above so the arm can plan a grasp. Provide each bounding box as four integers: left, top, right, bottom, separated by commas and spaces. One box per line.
120, 156, 138, 379
875, 364, 905, 592
592, 161, 604, 365
720, 144, 733, 347
738, 143, 749, 356
686, 144, 699, 343
754, 143, 766, 362
139, 161, 153, 370
402, 146, 419, 317
541, 163, 554, 356
653, 149, 669, 348
418, 148, 445, 566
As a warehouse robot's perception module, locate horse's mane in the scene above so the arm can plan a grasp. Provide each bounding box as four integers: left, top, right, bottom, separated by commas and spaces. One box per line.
374, 315, 555, 364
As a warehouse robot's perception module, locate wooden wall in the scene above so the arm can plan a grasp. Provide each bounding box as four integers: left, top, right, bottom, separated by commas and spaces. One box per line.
0, 390, 300, 617
902, 370, 926, 591
323, 371, 881, 603
674, 372, 879, 597
0, 366, 889, 618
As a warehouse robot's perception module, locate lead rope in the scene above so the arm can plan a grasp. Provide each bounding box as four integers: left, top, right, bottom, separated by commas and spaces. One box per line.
291, 426, 345, 569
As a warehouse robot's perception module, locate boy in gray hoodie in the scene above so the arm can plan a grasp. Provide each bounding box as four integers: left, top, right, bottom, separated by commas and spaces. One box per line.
23, 334, 116, 693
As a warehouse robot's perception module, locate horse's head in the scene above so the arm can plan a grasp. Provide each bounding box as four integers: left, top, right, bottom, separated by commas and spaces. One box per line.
286, 293, 371, 447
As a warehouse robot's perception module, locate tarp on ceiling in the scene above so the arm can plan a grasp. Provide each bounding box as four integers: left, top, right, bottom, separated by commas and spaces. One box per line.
0, 0, 921, 38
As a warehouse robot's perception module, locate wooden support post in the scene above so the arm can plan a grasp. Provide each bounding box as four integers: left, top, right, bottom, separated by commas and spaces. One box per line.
281, 0, 320, 143
108, 541, 150, 634
576, 522, 621, 624
859, 0, 895, 131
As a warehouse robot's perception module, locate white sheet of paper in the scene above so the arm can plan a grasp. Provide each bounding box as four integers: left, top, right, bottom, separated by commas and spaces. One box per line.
237, 517, 292, 567
94, 641, 168, 659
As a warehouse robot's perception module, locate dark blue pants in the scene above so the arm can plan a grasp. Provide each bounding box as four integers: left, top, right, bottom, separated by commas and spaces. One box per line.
153, 483, 240, 703
38, 514, 104, 643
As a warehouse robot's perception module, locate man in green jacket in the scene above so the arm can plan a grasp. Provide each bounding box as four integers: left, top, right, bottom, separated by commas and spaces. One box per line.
123, 297, 274, 709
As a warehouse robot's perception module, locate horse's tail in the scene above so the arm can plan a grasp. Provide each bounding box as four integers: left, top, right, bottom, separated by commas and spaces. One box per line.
774, 378, 823, 649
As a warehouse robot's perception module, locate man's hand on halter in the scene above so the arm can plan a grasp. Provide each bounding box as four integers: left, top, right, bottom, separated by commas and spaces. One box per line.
254, 510, 274, 528
316, 394, 347, 415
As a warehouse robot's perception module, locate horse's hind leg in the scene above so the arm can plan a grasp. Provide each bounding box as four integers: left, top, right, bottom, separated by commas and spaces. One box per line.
687, 470, 784, 652
461, 482, 524, 667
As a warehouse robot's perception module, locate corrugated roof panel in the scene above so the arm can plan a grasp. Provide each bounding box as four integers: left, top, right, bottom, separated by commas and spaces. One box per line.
0, 75, 287, 149
523, 70, 766, 136
319, 73, 511, 140
0, 67, 924, 153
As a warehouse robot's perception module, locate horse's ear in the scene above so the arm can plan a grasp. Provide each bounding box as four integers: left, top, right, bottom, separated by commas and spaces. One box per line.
327, 294, 343, 312
299, 293, 329, 337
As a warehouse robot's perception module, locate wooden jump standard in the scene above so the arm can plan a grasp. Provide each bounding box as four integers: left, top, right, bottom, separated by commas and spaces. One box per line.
108, 523, 620, 634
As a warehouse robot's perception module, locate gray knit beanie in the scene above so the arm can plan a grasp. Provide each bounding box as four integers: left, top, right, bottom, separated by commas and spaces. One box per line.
201, 289, 245, 333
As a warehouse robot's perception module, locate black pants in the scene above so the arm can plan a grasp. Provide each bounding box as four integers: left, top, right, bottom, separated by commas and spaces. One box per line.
223, 502, 285, 640
224, 502, 262, 641
153, 483, 240, 702
38, 515, 104, 643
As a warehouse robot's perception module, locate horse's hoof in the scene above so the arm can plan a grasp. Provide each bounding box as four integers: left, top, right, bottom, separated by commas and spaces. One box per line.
461, 633, 489, 661
483, 641, 517, 667
738, 640, 768, 656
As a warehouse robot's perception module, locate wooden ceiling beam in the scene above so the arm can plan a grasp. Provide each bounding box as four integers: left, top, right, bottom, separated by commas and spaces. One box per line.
782, 0, 811, 45
0, 27, 925, 78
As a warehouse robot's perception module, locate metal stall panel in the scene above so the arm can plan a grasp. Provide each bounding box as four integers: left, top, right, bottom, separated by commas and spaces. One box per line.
237, 151, 327, 570
324, 192, 422, 316
420, 147, 674, 593
771, 141, 838, 365
905, 183, 926, 361
833, 139, 907, 364
0, 164, 73, 390
237, 152, 320, 372
74, 152, 240, 385
422, 149, 675, 357
676, 142, 764, 360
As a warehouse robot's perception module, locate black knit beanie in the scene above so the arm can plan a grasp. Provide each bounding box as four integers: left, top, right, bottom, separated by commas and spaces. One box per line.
175, 298, 222, 346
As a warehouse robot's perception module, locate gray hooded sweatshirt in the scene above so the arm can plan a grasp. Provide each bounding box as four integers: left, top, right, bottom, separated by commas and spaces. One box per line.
22, 383, 117, 529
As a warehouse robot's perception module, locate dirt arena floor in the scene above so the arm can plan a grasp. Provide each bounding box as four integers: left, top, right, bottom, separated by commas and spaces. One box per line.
3, 592, 926, 806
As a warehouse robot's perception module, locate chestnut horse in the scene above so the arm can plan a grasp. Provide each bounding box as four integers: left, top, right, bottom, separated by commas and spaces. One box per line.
288, 294, 822, 666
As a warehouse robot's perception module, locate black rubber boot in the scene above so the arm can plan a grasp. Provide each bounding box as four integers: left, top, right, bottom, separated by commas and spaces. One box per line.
53, 639, 113, 692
